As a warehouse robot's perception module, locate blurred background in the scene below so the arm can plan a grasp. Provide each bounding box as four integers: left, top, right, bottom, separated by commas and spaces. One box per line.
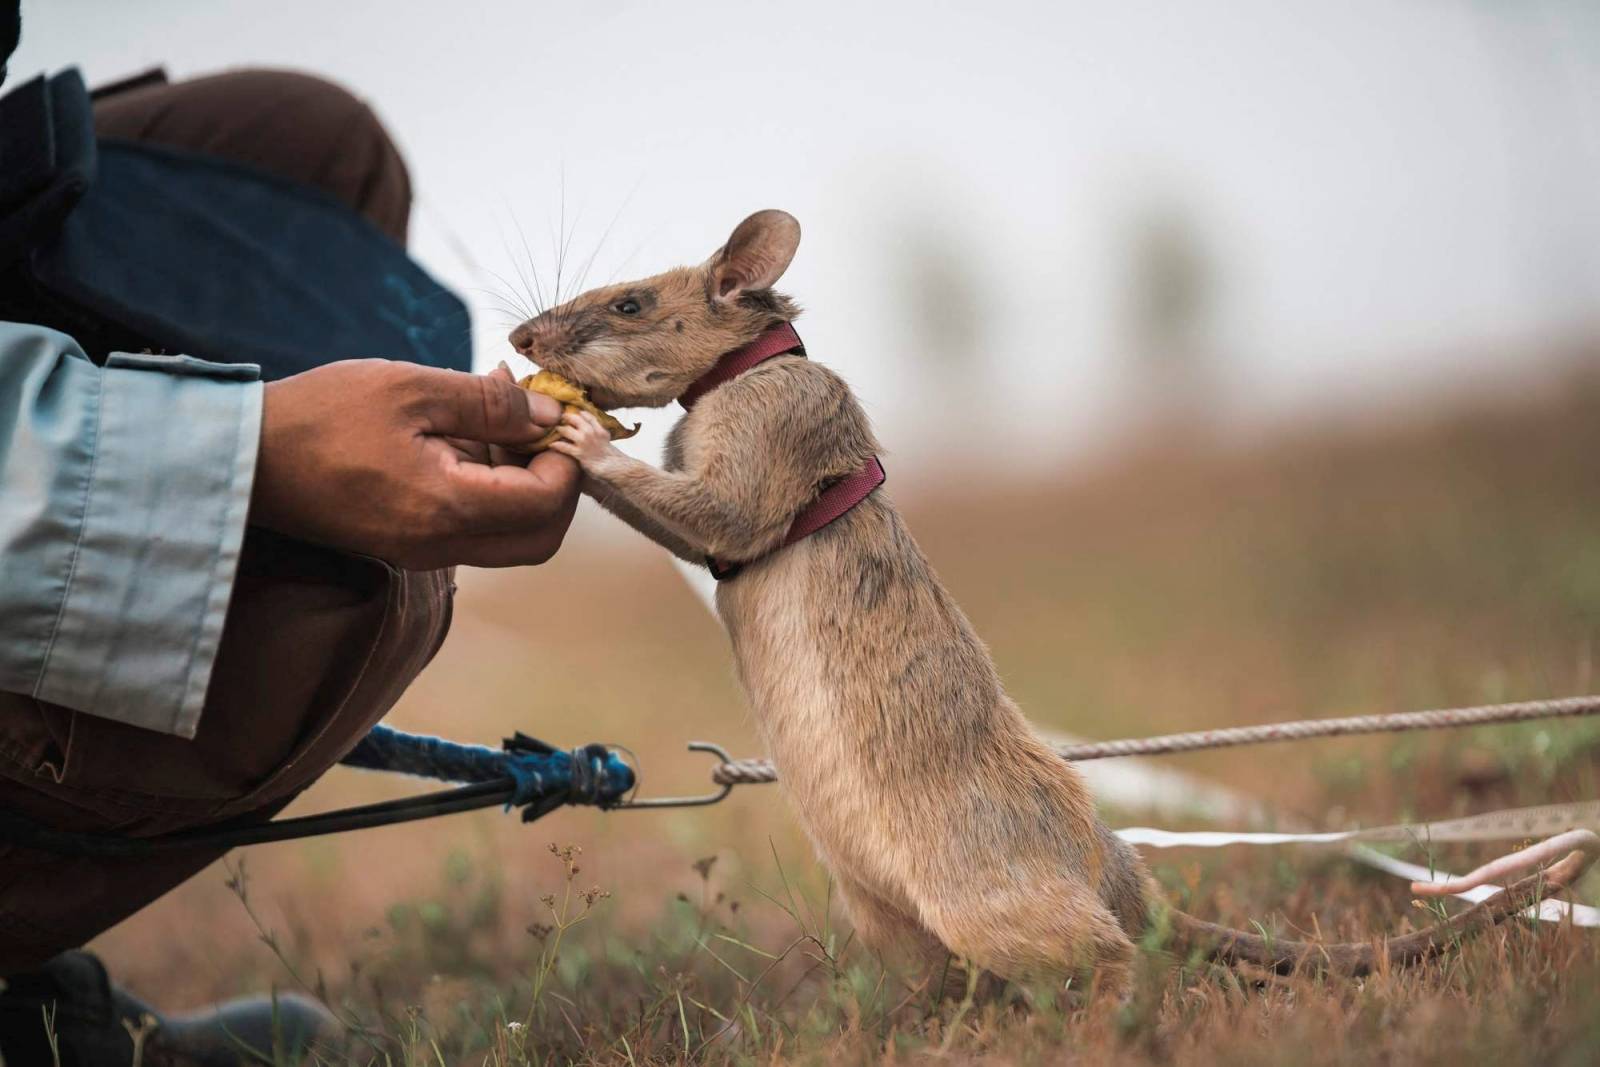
10, 0, 1600, 1028
17, 0, 1600, 479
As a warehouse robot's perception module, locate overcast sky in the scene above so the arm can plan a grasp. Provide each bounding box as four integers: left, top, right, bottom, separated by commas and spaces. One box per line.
13, 0, 1600, 472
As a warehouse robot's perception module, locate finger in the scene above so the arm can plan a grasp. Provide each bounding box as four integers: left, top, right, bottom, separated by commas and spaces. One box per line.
548, 440, 579, 458
407, 501, 576, 568
445, 436, 492, 463
440, 448, 581, 530
448, 524, 574, 568
488, 442, 532, 468
486, 367, 535, 467
409, 365, 563, 445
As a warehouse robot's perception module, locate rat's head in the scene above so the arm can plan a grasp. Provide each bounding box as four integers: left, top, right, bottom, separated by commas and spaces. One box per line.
508, 209, 802, 409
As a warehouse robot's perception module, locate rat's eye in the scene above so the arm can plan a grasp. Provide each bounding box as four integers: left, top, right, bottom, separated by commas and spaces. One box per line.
613, 298, 641, 316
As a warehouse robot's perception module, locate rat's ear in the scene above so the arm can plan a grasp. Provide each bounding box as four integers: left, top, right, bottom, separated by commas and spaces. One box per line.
706, 210, 801, 304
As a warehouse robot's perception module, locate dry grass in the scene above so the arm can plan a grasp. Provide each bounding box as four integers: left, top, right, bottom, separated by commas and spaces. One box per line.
88, 364, 1600, 1065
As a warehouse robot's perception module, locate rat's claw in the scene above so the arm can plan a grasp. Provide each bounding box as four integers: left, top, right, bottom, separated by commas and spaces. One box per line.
570, 411, 608, 446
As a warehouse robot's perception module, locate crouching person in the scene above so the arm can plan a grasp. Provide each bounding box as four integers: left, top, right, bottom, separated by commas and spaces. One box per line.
0, 9, 575, 1063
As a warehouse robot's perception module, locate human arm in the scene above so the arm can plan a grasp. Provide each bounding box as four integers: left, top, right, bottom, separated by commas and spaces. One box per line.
0, 323, 578, 737
0, 322, 265, 736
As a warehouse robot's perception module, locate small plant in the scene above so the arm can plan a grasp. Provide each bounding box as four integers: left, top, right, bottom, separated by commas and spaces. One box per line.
511, 843, 612, 1051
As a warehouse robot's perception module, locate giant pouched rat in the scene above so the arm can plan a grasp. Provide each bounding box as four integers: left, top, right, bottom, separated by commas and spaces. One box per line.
508, 210, 1588, 995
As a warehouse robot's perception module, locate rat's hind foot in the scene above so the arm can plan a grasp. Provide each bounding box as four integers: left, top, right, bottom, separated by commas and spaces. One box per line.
921, 882, 1137, 1001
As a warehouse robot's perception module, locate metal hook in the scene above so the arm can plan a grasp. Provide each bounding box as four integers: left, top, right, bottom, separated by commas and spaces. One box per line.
610, 742, 735, 810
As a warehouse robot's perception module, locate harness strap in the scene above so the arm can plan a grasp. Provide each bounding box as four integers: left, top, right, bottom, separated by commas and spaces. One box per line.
706, 457, 888, 581
680, 322, 887, 581
678, 321, 805, 411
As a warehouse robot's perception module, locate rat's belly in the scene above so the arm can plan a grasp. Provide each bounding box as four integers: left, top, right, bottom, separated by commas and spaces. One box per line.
714, 547, 919, 892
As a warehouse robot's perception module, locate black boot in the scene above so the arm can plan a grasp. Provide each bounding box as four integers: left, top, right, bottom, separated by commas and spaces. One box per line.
0, 951, 341, 1066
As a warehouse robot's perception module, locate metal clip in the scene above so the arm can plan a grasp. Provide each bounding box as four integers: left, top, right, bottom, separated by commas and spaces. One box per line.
612, 742, 735, 810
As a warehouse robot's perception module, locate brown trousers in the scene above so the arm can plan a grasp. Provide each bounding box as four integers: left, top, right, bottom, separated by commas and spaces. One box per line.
0, 70, 452, 974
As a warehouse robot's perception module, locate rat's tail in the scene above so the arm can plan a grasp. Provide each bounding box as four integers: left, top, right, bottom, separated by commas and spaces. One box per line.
1158, 831, 1597, 976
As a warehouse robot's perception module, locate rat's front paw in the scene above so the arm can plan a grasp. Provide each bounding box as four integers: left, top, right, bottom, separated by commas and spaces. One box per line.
549, 410, 625, 472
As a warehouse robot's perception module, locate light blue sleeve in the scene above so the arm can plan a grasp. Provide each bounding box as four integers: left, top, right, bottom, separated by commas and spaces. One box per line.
0, 321, 263, 738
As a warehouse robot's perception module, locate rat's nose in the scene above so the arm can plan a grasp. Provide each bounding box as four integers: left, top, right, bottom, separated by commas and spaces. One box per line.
508, 321, 536, 356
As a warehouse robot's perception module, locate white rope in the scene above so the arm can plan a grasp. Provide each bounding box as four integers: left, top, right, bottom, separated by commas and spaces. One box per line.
1056, 695, 1600, 760
708, 694, 1600, 786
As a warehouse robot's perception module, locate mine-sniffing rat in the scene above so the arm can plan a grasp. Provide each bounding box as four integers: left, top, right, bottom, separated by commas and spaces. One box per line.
508, 210, 1589, 995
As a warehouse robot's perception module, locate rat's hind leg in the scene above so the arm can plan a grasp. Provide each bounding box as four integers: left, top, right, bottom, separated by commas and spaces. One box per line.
836, 877, 1007, 1002
835, 876, 943, 967
922, 882, 1136, 1003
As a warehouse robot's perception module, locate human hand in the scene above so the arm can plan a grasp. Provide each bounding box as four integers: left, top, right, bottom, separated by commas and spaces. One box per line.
250, 359, 580, 568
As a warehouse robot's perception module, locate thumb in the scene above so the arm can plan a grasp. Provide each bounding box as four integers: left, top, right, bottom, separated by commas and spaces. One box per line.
412, 365, 564, 445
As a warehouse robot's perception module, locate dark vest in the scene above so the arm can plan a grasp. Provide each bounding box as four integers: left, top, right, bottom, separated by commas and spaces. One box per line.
0, 66, 469, 380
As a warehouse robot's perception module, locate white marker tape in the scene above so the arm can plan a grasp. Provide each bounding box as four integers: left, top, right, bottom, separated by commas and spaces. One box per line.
1117, 800, 1600, 849
1349, 844, 1600, 927
1115, 804, 1600, 927
1119, 827, 1351, 847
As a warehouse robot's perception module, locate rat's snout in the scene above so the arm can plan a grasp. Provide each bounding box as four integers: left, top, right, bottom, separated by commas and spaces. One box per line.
509, 313, 577, 367
507, 309, 595, 374
508, 319, 538, 357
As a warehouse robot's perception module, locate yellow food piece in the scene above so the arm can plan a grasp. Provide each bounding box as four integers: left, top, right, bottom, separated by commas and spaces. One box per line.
518, 369, 641, 451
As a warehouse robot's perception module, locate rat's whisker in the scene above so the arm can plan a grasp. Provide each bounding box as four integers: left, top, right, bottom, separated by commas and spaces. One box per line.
504, 203, 549, 317
498, 236, 541, 320
550, 170, 569, 309
559, 214, 585, 308
412, 194, 544, 330
478, 299, 537, 326
469, 279, 533, 323
552, 170, 586, 313
479, 268, 537, 318
571, 179, 640, 301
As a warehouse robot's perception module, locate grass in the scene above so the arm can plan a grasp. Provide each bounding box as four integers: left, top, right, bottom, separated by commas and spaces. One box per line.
86, 362, 1600, 1064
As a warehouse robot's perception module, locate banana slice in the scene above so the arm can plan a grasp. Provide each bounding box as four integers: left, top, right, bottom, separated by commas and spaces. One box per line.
518, 370, 641, 451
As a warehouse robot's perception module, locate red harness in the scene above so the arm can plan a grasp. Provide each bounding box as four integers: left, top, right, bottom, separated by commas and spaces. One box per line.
679, 322, 886, 581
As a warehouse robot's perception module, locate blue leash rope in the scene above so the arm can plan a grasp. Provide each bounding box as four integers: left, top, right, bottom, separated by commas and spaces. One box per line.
0, 726, 638, 856
340, 725, 634, 814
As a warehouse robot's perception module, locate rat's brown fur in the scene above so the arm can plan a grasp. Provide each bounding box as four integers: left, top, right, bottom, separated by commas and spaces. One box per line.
511, 210, 1581, 996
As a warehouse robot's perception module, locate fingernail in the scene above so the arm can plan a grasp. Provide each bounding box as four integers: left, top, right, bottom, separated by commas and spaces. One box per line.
497, 360, 511, 374
525, 390, 562, 425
